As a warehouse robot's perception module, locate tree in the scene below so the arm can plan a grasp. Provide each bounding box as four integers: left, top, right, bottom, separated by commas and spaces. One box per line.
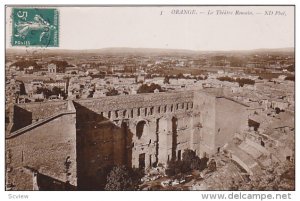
105, 166, 143, 191
11, 60, 41, 71
182, 149, 205, 171
166, 160, 190, 177
137, 83, 164, 94
182, 149, 196, 163
36, 87, 66, 99
199, 156, 209, 171
49, 60, 71, 73
106, 88, 119, 96
52, 86, 62, 96
236, 78, 255, 87
207, 159, 217, 172
190, 157, 202, 170
217, 76, 255, 87
286, 64, 295, 72
36, 87, 51, 98
285, 76, 295, 82
164, 76, 170, 84
165, 149, 205, 176
217, 76, 235, 82
228, 56, 245, 67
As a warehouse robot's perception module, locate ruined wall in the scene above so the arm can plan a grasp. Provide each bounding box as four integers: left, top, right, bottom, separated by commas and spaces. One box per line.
6, 89, 249, 190
74, 91, 194, 113
6, 112, 77, 190
15, 101, 68, 122
74, 102, 130, 189
74, 91, 195, 189
215, 97, 248, 152
193, 91, 216, 157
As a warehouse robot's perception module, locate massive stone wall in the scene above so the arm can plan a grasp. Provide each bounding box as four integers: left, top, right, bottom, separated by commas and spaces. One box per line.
6, 89, 248, 190
193, 92, 216, 157
74, 91, 196, 189
6, 111, 77, 190
215, 97, 248, 151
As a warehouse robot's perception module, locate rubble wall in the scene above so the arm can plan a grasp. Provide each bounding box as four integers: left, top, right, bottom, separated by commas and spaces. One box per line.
6, 112, 77, 190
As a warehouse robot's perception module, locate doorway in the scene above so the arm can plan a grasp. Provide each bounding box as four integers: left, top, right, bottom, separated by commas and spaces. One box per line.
139, 153, 145, 169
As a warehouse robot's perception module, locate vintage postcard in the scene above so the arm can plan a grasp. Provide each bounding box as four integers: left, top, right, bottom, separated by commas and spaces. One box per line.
5, 6, 294, 192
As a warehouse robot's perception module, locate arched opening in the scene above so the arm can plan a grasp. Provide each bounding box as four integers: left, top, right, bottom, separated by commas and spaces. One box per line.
121, 122, 128, 165
177, 150, 181, 161
155, 118, 160, 166
121, 121, 132, 167
136, 121, 146, 139
171, 117, 178, 161
150, 107, 154, 115
139, 153, 145, 169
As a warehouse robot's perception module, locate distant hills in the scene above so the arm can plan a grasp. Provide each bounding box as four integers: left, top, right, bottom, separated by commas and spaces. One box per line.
6, 47, 294, 57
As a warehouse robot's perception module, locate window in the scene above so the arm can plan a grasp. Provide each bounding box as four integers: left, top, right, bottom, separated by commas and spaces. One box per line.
150, 107, 154, 115
136, 121, 146, 139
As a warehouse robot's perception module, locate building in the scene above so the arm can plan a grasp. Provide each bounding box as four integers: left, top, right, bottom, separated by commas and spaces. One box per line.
6, 89, 248, 190
48, 64, 57, 74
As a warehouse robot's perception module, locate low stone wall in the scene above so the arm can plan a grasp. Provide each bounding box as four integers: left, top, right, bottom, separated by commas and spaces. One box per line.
16, 101, 68, 122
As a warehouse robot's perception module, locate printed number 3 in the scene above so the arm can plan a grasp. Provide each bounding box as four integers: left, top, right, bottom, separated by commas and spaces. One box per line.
17, 11, 27, 20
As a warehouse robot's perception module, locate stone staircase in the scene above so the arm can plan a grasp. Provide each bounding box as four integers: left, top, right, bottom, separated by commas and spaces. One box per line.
226, 143, 262, 175
238, 141, 262, 159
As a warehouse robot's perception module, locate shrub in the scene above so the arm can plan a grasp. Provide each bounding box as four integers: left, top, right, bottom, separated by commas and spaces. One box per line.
137, 83, 164, 93
105, 166, 144, 190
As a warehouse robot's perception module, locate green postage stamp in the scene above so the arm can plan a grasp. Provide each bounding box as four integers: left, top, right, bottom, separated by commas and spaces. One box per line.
11, 8, 59, 47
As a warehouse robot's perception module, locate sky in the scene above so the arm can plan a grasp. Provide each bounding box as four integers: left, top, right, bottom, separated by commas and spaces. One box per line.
6, 6, 294, 51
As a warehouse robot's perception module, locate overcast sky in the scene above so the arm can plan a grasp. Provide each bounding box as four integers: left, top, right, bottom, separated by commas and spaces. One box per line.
6, 6, 294, 51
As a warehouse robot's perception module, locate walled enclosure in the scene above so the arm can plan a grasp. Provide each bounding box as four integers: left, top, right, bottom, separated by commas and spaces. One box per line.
6, 90, 248, 190
6, 101, 77, 190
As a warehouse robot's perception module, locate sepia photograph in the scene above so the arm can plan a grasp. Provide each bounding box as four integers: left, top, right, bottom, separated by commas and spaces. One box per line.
4, 5, 295, 192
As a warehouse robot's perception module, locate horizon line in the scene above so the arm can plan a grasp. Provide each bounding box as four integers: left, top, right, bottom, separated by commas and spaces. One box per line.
6, 46, 295, 53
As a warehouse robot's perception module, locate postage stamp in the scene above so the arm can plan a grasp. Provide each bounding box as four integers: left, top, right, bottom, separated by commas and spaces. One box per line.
11, 8, 59, 47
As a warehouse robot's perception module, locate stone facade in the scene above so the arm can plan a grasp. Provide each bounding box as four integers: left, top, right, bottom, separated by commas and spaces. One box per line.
6, 90, 248, 190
